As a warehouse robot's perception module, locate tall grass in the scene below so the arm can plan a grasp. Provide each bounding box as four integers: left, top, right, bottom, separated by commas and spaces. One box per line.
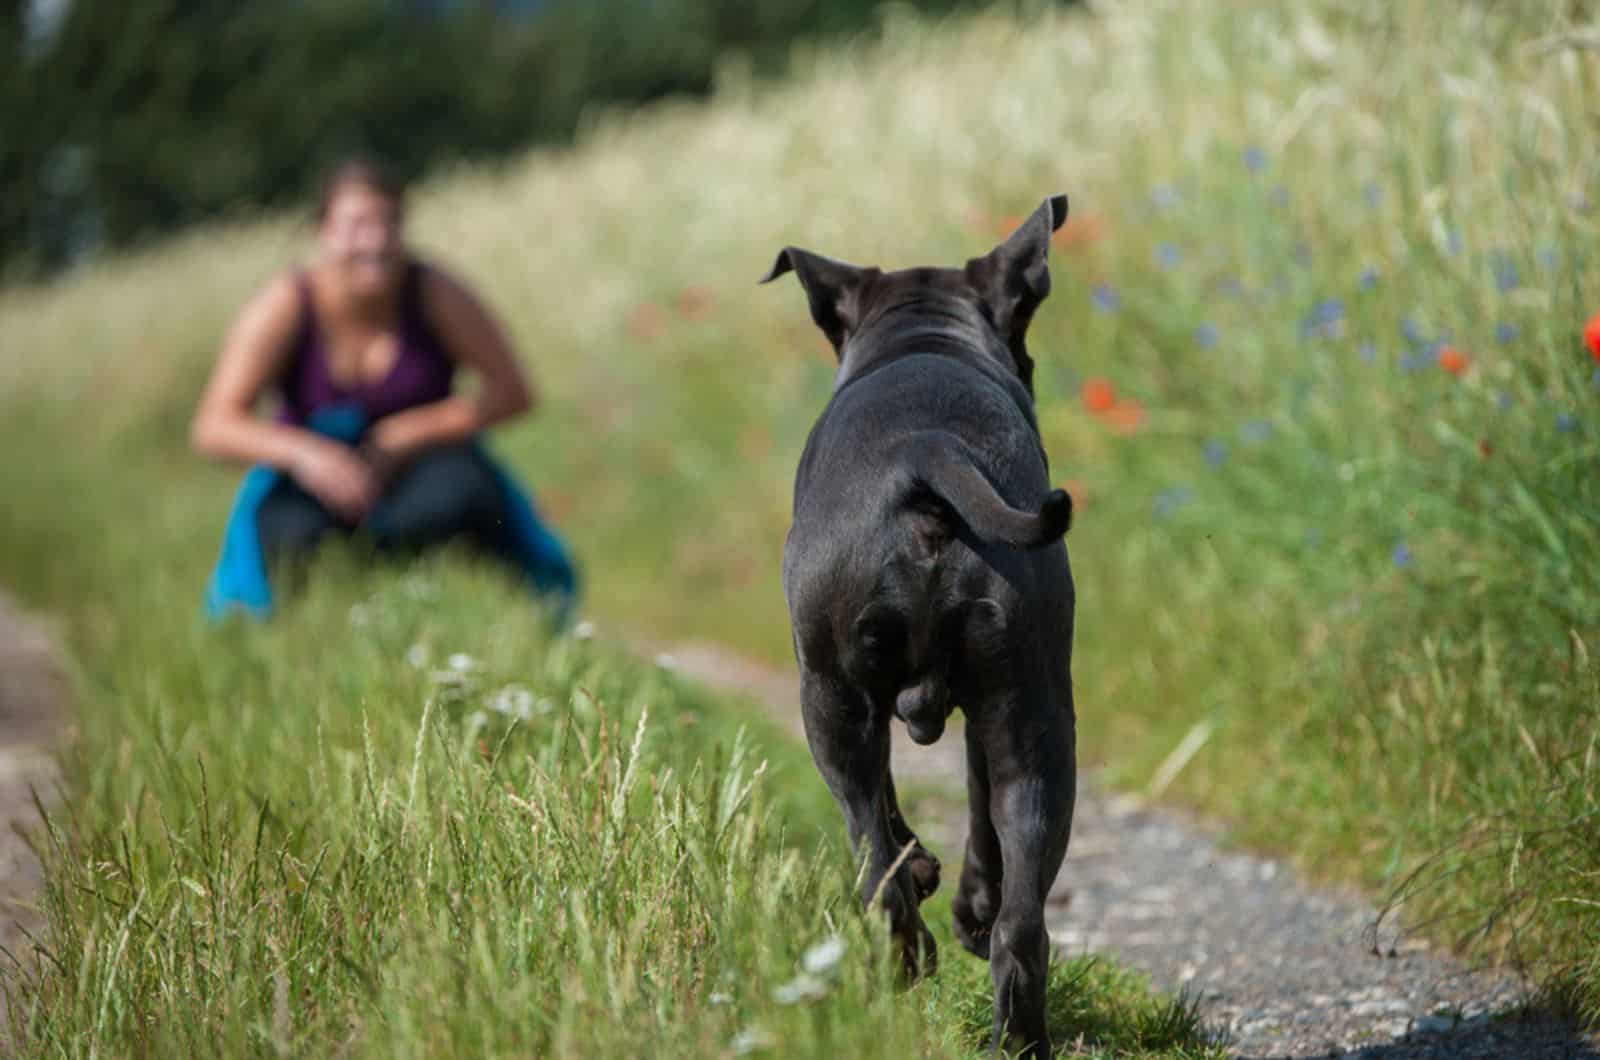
0, 557, 1216, 1056
1, 0, 1597, 1028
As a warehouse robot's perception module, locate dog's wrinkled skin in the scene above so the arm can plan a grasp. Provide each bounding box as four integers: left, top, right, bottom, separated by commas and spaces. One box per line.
764, 196, 1077, 1059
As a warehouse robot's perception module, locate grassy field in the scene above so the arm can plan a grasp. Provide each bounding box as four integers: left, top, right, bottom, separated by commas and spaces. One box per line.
1, 0, 1598, 1038
0, 555, 1215, 1057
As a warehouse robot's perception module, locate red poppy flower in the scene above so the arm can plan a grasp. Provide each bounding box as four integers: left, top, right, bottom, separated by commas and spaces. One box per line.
1053, 213, 1108, 250
1081, 377, 1117, 414
1102, 399, 1146, 435
1584, 310, 1600, 363
626, 302, 666, 341
1062, 478, 1090, 513
1437, 346, 1469, 375
676, 286, 716, 320
992, 214, 1026, 238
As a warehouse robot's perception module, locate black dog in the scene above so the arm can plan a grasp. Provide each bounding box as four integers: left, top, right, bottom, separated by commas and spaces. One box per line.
763, 196, 1076, 1058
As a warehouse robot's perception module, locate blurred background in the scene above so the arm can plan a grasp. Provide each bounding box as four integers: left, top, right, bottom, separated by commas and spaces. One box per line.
0, 0, 1597, 1052
2, 0, 1021, 275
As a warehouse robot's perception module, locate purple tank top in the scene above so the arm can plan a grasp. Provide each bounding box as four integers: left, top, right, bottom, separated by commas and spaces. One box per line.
277, 260, 455, 427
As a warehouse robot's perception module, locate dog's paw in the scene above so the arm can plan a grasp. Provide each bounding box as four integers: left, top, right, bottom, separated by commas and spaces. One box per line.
908, 845, 941, 902
952, 888, 995, 960
954, 917, 992, 960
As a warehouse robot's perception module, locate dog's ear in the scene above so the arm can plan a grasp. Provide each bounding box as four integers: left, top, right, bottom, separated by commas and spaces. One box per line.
761, 247, 873, 354
965, 195, 1068, 384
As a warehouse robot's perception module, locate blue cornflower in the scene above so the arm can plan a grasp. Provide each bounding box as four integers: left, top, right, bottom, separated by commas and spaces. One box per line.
1203, 438, 1228, 466
1153, 485, 1195, 520
1091, 284, 1120, 313
1358, 266, 1379, 291
1243, 145, 1267, 174
1496, 391, 1513, 411
1392, 542, 1413, 569
1156, 242, 1181, 269
1445, 228, 1464, 256
1195, 322, 1219, 349
1400, 352, 1424, 373
1241, 419, 1274, 443
1151, 185, 1180, 211
1592, 368, 1600, 389
1362, 182, 1383, 208
1401, 316, 1427, 347
1301, 298, 1346, 340
1495, 322, 1518, 345
1359, 341, 1377, 363
1557, 412, 1579, 433
1536, 246, 1558, 271
1219, 276, 1247, 299
1491, 252, 1520, 293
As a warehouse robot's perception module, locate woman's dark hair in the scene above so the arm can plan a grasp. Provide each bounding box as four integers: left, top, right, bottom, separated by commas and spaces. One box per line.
315, 156, 406, 222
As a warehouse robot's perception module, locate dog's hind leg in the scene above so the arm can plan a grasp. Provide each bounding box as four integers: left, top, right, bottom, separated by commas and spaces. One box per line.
953, 722, 1002, 959
884, 766, 940, 902
800, 668, 937, 979
980, 691, 1076, 1060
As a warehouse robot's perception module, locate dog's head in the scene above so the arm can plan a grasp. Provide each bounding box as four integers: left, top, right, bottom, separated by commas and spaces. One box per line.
761, 195, 1068, 393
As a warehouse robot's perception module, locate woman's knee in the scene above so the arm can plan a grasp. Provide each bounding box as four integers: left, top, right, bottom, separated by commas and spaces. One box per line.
372, 444, 506, 548
257, 485, 336, 563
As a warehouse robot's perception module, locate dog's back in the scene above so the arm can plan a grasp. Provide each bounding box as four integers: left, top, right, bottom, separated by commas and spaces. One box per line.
783, 308, 1072, 747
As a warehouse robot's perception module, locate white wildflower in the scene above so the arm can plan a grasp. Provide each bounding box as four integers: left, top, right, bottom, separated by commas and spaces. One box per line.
406, 643, 430, 669
772, 972, 828, 1005
654, 652, 679, 671
800, 935, 846, 976
448, 653, 477, 672
573, 620, 595, 641
708, 991, 732, 1006
348, 603, 371, 629
490, 685, 536, 720
730, 1026, 773, 1055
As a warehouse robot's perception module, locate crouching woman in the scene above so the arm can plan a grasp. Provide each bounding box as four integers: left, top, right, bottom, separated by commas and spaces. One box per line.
192, 158, 577, 622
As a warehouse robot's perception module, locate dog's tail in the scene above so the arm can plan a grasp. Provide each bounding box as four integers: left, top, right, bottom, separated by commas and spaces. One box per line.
900, 433, 1070, 550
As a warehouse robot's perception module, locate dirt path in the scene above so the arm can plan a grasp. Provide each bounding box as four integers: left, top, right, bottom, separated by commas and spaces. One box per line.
0, 592, 66, 1019
653, 638, 1600, 1060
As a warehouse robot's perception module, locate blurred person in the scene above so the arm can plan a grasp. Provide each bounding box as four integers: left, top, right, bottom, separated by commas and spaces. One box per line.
192, 157, 577, 622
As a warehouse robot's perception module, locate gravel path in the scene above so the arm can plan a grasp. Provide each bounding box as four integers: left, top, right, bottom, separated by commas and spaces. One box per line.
652, 638, 1600, 1059
0, 592, 66, 1029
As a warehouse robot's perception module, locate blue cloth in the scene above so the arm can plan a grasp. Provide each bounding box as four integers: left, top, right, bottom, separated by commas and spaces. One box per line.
204, 404, 578, 625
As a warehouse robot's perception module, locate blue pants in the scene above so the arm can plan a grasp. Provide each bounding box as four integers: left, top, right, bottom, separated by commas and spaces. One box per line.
259, 443, 527, 572
205, 406, 577, 624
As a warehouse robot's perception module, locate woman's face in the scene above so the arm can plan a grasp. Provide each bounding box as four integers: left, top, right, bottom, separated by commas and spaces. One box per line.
318, 182, 404, 298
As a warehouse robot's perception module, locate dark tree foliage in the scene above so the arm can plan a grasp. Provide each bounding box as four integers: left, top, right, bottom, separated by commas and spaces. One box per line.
2, 0, 1029, 275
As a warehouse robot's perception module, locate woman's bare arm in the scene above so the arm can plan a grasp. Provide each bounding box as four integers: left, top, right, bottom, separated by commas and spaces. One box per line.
191, 274, 316, 468
190, 273, 378, 519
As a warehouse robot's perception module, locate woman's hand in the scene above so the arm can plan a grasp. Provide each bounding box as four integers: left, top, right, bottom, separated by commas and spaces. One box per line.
361, 412, 428, 482
290, 438, 380, 523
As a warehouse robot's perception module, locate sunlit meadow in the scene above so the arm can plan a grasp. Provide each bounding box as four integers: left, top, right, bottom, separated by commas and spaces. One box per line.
1, 0, 1597, 1044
